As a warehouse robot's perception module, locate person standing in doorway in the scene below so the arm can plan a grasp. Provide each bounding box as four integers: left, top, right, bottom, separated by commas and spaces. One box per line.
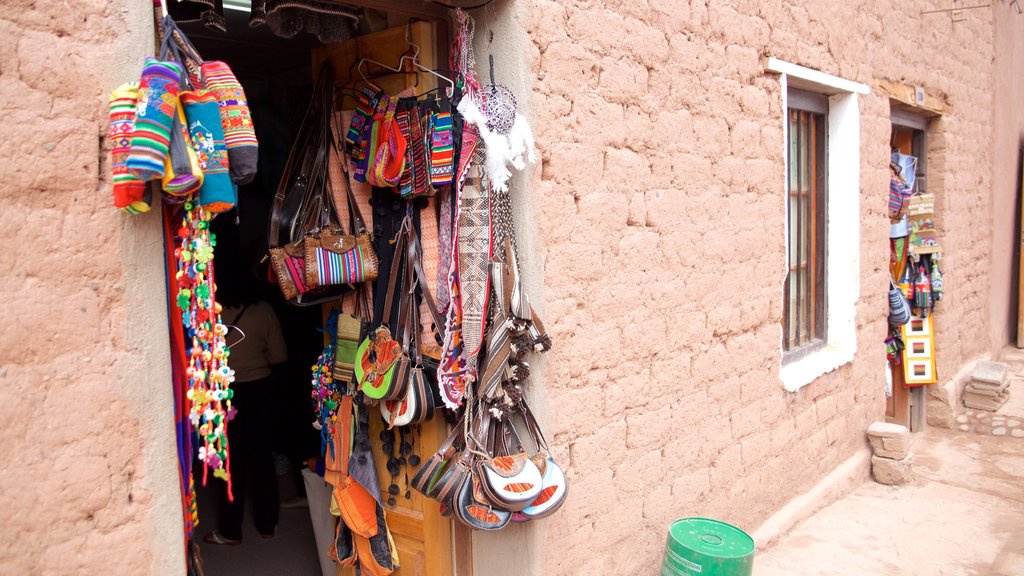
205, 269, 287, 545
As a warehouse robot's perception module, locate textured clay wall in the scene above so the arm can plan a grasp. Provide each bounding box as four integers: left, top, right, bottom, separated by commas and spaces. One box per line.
989, 14, 1024, 348
514, 1, 1005, 573
0, 1, 183, 574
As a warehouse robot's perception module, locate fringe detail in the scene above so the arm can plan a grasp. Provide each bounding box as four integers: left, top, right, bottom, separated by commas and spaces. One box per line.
457, 96, 537, 193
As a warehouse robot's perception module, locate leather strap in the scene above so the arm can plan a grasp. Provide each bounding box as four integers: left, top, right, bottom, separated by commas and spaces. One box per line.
333, 129, 369, 236
269, 62, 335, 249
521, 401, 549, 453
380, 217, 409, 327
325, 394, 355, 488
407, 223, 443, 338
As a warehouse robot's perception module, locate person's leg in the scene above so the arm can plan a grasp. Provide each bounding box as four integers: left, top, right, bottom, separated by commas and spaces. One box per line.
247, 378, 280, 536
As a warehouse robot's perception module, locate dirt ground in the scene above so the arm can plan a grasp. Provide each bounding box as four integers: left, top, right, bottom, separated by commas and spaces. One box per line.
755, 376, 1024, 575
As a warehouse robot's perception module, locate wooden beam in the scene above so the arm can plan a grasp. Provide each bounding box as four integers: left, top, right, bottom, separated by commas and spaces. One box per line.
333, 0, 450, 21
878, 80, 949, 116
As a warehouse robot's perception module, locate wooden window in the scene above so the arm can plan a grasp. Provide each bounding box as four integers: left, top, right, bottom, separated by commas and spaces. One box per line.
784, 89, 828, 356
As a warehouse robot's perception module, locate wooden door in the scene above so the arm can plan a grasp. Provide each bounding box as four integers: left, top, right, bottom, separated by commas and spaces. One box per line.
314, 22, 458, 576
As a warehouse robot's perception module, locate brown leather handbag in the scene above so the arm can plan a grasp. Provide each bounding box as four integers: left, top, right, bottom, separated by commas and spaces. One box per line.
268, 60, 373, 305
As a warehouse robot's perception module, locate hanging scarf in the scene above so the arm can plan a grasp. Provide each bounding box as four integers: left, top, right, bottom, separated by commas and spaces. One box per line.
437, 127, 481, 408
457, 155, 492, 368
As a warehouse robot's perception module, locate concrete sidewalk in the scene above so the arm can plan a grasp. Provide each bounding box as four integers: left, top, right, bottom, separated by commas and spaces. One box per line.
755, 416, 1024, 575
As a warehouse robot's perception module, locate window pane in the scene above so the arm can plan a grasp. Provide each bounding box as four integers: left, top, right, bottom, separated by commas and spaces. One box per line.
784, 105, 827, 354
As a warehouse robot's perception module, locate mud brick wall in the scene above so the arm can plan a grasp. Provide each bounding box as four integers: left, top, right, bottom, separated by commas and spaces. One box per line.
0, 1, 183, 574
0, 0, 1022, 574
515, 1, 1016, 574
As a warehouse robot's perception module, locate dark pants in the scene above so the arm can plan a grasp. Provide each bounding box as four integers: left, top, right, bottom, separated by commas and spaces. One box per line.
216, 377, 279, 540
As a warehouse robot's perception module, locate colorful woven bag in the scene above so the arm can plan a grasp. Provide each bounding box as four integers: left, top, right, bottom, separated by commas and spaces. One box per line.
179, 90, 237, 213
109, 82, 151, 213
202, 60, 258, 185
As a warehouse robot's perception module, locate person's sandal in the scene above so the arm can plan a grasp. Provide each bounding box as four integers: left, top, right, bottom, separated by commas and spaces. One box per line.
203, 530, 241, 546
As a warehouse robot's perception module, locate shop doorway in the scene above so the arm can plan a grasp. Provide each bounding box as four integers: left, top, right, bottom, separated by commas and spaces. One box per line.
887, 107, 935, 432
179, 8, 461, 576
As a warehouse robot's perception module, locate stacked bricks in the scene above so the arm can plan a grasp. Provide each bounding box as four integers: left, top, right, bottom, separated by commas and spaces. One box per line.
963, 361, 1010, 412
867, 422, 913, 485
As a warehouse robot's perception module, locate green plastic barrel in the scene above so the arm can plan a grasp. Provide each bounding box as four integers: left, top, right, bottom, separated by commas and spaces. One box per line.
661, 518, 754, 576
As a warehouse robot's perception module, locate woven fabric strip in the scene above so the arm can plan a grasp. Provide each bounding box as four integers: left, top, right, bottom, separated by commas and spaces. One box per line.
408, 105, 431, 198
419, 196, 441, 340
284, 253, 310, 294
437, 185, 453, 314
436, 129, 479, 408
490, 184, 517, 257
457, 155, 492, 365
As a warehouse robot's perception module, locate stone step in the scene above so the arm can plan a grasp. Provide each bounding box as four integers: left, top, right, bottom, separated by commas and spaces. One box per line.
971, 360, 1009, 385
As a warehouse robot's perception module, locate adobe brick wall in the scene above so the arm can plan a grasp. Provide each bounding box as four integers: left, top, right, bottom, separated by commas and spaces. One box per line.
512, 2, 1017, 574
1, 0, 1020, 574
0, 1, 183, 574
989, 12, 1024, 348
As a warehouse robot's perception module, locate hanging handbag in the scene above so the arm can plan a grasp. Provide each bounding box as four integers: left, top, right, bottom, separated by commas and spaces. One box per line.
303, 160, 379, 287
268, 61, 356, 305
109, 82, 153, 213
474, 414, 543, 512
410, 416, 464, 499
452, 408, 512, 530
357, 219, 412, 402
887, 277, 911, 326
365, 95, 408, 188
333, 289, 369, 388
381, 234, 437, 427
452, 471, 512, 531
516, 403, 568, 520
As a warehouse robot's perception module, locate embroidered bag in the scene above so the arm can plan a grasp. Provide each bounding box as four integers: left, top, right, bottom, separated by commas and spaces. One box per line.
357, 219, 413, 402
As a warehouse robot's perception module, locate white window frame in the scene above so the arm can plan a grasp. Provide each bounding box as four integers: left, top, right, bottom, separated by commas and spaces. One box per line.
768, 58, 870, 392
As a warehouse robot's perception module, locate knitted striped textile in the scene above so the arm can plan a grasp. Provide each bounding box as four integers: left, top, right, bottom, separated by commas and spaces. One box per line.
128, 58, 183, 181
202, 61, 258, 185
180, 90, 237, 213
428, 110, 454, 185
109, 82, 150, 213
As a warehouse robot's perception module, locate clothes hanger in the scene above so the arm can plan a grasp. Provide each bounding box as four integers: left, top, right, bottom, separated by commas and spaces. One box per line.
395, 21, 455, 95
